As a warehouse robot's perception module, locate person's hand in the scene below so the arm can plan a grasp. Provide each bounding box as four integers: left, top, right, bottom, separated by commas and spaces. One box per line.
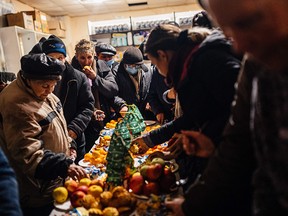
165, 196, 185, 216
156, 113, 165, 125
68, 130, 77, 140
67, 164, 87, 181
94, 109, 105, 121
83, 66, 96, 80
167, 87, 176, 100
182, 130, 215, 158
69, 148, 77, 162
119, 106, 128, 117
165, 133, 183, 160
131, 136, 150, 154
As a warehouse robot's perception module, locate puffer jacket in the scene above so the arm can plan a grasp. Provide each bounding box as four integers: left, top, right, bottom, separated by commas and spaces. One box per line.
53, 62, 94, 162
112, 61, 153, 119
0, 73, 73, 207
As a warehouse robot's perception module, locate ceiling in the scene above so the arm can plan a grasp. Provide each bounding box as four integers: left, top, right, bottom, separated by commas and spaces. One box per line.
18, 0, 198, 17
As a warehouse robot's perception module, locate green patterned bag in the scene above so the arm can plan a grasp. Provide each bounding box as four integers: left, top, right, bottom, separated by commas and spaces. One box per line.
106, 104, 145, 185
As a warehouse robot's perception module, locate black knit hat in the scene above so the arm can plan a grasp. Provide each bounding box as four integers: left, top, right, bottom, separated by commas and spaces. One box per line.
192, 11, 213, 29
21, 53, 65, 80
122, 47, 143, 65
42, 35, 67, 57
29, 37, 47, 54
96, 43, 116, 56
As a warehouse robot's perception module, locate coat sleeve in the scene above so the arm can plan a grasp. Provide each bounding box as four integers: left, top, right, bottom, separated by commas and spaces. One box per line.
147, 69, 165, 116
0, 148, 23, 216
181, 58, 256, 216
92, 64, 118, 99
67, 74, 94, 138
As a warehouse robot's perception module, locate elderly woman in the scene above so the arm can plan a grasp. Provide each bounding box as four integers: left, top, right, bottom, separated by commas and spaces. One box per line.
0, 53, 87, 216
71, 39, 118, 152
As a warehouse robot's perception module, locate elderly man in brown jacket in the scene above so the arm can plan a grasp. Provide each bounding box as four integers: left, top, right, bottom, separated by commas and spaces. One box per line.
0, 53, 87, 216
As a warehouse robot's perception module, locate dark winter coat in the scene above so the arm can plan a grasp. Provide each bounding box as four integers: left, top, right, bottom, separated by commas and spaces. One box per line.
71, 57, 118, 122
112, 61, 153, 119
147, 66, 174, 122
145, 30, 241, 147
53, 62, 94, 162
181, 56, 257, 216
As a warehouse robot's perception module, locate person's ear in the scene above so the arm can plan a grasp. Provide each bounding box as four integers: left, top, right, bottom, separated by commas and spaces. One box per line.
157, 50, 168, 62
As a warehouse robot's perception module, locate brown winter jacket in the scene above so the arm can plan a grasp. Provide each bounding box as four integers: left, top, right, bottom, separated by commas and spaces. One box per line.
0, 73, 71, 207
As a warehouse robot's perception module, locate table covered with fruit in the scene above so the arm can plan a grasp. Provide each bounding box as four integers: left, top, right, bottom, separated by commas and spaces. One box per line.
50, 105, 181, 216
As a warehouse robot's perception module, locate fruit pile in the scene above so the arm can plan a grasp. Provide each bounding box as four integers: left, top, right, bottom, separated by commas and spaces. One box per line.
128, 157, 177, 197
83, 147, 107, 167
53, 178, 135, 215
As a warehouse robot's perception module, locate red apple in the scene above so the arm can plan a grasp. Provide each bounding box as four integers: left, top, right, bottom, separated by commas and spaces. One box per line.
70, 190, 86, 207
75, 185, 89, 194
140, 164, 149, 178
159, 167, 176, 194
146, 163, 163, 181
143, 181, 160, 196
64, 179, 78, 194
129, 172, 144, 195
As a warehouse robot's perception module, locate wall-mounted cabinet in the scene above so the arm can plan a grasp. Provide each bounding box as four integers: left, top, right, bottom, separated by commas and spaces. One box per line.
0, 26, 50, 73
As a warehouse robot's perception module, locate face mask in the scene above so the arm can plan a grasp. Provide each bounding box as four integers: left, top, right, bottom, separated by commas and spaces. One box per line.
125, 66, 138, 75
106, 59, 114, 67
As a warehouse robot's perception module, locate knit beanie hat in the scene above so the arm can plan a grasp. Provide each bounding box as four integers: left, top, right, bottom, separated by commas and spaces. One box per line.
42, 35, 67, 57
122, 47, 143, 65
21, 53, 65, 80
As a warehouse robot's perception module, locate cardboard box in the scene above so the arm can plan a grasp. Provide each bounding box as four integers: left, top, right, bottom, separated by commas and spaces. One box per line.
34, 20, 42, 32
24, 10, 41, 23
48, 20, 66, 38
6, 12, 34, 30
40, 12, 49, 33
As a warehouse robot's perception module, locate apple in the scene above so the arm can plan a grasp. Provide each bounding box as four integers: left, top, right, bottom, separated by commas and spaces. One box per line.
146, 163, 163, 181
140, 164, 149, 178
159, 167, 176, 194
143, 181, 160, 196
75, 185, 89, 194
70, 190, 86, 207
151, 157, 165, 167
64, 179, 78, 194
128, 172, 144, 195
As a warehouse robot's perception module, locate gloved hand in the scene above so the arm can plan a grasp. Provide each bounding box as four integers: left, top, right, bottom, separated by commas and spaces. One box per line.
165, 133, 183, 160
131, 136, 150, 154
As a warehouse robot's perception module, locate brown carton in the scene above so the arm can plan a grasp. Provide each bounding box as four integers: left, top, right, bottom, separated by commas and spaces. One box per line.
6, 12, 34, 30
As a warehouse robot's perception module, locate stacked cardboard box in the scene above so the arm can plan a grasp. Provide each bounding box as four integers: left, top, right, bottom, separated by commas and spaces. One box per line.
24, 10, 42, 32
48, 20, 66, 38
6, 12, 34, 30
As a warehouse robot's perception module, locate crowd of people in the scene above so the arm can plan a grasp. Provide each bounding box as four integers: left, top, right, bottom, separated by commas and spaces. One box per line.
1, 0, 288, 215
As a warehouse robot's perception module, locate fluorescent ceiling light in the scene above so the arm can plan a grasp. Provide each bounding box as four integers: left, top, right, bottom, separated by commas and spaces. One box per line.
79, 0, 104, 3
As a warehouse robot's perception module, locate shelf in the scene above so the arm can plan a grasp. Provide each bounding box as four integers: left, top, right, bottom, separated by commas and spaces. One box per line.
0, 26, 50, 73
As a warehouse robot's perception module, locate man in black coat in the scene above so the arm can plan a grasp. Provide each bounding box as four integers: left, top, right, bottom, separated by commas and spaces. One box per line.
41, 36, 95, 163
112, 47, 154, 119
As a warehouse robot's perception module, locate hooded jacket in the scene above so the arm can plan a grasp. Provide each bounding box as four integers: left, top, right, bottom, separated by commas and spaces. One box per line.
0, 73, 73, 207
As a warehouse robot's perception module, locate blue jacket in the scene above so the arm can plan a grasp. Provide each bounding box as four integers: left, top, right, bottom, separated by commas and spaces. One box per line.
0, 148, 23, 215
